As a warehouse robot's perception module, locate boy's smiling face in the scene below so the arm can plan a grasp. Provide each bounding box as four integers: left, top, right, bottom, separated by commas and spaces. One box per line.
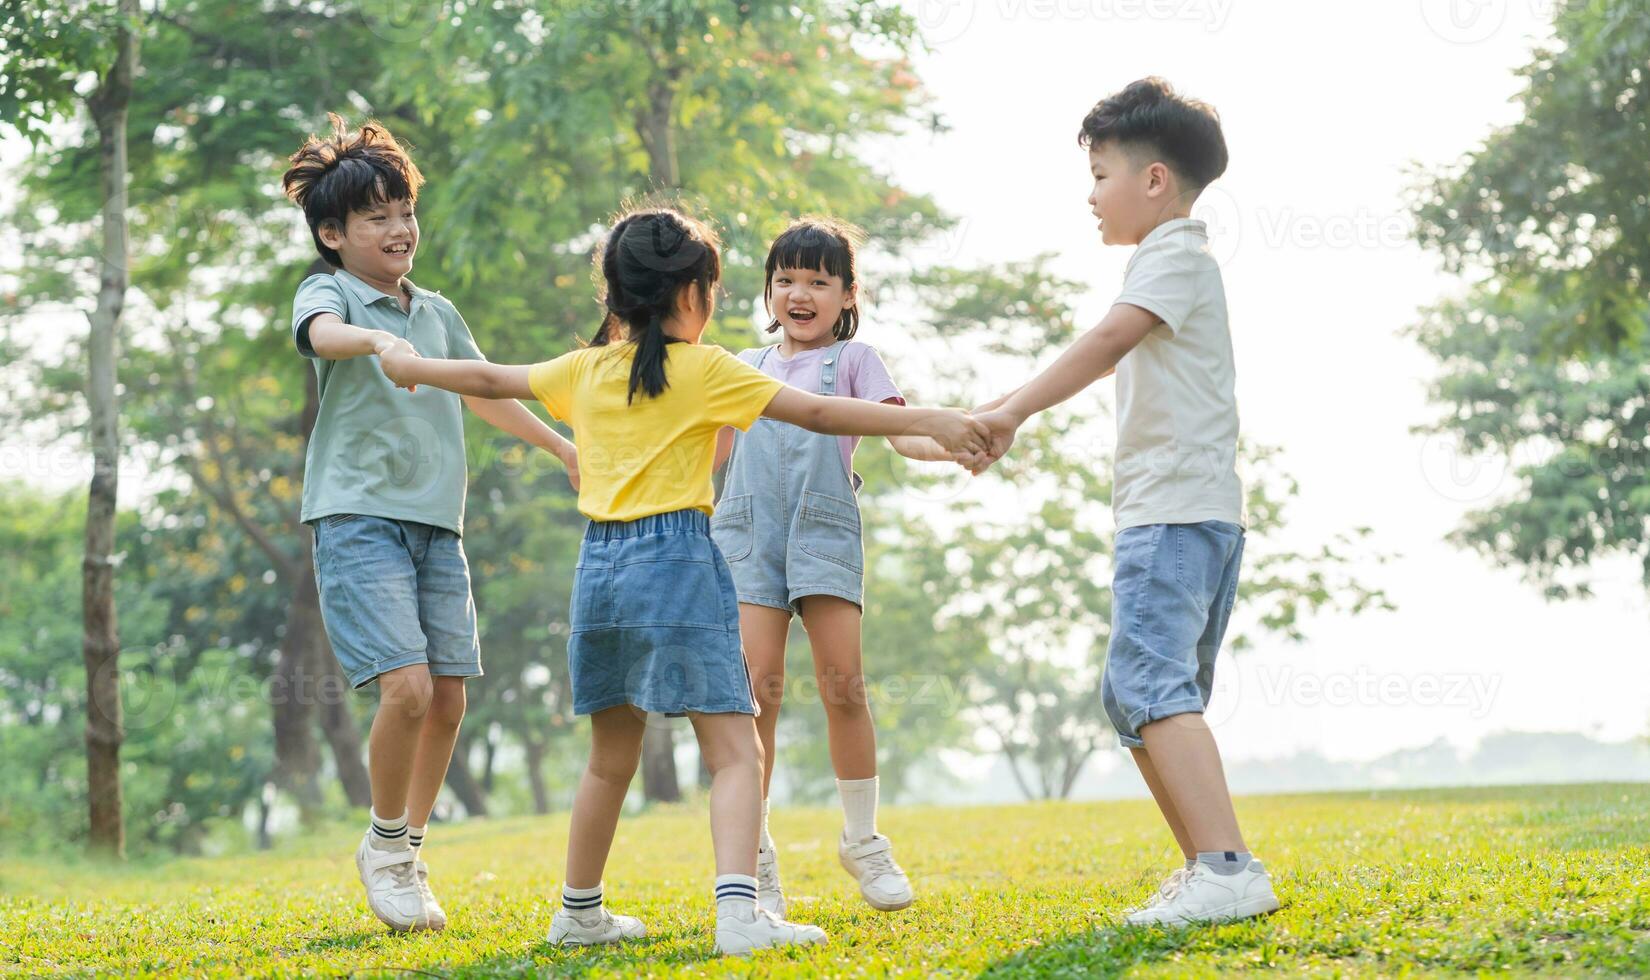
1087, 141, 1176, 246
318, 195, 419, 285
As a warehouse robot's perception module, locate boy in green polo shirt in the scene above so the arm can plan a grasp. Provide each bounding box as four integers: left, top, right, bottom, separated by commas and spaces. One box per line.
281, 114, 577, 933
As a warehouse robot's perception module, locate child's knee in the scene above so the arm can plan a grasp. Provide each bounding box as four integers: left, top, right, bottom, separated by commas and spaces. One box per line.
587, 747, 640, 786
817, 667, 870, 720
427, 678, 467, 729
378, 665, 434, 720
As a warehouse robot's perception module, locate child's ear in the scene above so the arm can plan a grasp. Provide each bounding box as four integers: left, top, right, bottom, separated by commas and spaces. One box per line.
843, 282, 858, 308
1145, 161, 1172, 199
317, 218, 346, 250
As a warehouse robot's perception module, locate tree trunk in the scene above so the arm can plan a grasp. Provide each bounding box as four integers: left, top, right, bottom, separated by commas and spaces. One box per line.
315, 624, 372, 808
522, 735, 551, 815
297, 362, 372, 810
270, 564, 324, 820
634, 59, 686, 803
641, 718, 681, 803
445, 734, 490, 818
81, 0, 141, 860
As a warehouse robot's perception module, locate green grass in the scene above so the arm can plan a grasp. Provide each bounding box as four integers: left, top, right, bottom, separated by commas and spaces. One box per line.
4, 783, 1648, 977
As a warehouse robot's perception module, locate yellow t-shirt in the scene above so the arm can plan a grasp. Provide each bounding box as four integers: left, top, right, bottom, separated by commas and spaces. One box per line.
529, 342, 784, 522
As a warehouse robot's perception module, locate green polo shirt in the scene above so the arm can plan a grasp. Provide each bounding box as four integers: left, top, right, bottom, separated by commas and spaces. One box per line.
292, 268, 484, 534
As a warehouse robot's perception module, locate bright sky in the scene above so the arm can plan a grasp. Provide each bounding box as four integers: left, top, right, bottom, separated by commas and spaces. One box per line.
4, 0, 1646, 773
872, 0, 1650, 764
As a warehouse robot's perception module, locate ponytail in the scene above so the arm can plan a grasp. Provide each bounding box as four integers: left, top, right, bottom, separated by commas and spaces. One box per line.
588, 208, 722, 404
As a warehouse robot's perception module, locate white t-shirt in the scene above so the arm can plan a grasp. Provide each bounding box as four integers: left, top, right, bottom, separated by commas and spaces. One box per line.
1110, 218, 1244, 530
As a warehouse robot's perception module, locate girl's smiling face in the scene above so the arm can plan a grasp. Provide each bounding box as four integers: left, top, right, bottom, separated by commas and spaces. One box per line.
769, 265, 856, 349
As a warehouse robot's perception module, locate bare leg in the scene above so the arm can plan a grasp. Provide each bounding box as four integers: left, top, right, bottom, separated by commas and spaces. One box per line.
564, 706, 648, 888
690, 711, 764, 877
797, 596, 876, 780
740, 603, 793, 796
1129, 746, 1195, 860
1138, 712, 1246, 853
367, 664, 434, 819
406, 676, 466, 828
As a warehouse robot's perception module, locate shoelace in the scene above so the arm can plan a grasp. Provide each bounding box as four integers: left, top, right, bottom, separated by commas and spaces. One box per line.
757, 856, 782, 892
860, 847, 900, 880
1157, 868, 1192, 902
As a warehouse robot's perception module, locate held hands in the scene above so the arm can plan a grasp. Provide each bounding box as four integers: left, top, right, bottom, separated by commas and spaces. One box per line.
919, 409, 992, 457
953, 397, 1024, 476
374, 334, 421, 390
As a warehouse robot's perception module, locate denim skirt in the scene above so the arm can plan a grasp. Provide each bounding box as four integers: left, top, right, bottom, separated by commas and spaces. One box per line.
568, 509, 757, 717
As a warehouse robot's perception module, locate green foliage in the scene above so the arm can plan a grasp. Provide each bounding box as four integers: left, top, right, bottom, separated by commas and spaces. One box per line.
1412, 0, 1650, 596
3, 784, 1648, 975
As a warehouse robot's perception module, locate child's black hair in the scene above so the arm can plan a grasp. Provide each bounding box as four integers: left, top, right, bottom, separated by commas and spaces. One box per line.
589, 207, 723, 404
1077, 77, 1228, 190
763, 218, 863, 342
281, 113, 425, 268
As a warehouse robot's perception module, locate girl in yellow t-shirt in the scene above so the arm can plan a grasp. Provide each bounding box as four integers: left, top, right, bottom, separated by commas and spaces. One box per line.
378, 207, 985, 955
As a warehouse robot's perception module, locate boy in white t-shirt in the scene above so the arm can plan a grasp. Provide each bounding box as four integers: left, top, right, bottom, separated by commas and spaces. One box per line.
970, 77, 1279, 925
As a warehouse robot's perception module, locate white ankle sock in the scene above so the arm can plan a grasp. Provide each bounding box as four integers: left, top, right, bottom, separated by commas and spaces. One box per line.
408, 824, 427, 851
369, 808, 410, 849
759, 798, 775, 853
837, 776, 878, 843
714, 873, 758, 918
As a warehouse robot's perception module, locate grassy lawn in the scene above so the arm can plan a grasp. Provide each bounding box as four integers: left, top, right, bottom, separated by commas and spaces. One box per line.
3, 783, 1647, 977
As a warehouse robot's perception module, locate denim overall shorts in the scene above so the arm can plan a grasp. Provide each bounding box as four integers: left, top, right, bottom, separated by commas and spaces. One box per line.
711, 339, 865, 613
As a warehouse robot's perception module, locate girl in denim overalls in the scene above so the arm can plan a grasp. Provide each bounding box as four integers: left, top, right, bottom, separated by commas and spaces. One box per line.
712, 220, 959, 915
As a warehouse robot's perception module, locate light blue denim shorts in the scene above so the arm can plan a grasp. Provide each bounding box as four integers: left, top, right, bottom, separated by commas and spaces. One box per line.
712, 489, 864, 614
1101, 520, 1244, 748
311, 514, 482, 689
569, 509, 756, 717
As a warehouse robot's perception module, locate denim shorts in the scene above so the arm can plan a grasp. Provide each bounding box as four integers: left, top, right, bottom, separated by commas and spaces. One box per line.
569, 509, 756, 717
1101, 520, 1244, 748
311, 514, 482, 689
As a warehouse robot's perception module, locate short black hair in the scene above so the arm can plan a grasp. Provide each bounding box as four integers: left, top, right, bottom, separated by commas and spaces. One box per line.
763, 218, 864, 342
281, 113, 424, 267
1078, 77, 1228, 190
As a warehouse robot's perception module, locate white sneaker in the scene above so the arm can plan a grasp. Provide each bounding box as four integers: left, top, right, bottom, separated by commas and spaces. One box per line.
355, 834, 433, 932
838, 833, 914, 911
1124, 866, 1193, 916
756, 846, 787, 916
1125, 859, 1280, 926
413, 858, 447, 931
547, 906, 648, 946
714, 903, 828, 956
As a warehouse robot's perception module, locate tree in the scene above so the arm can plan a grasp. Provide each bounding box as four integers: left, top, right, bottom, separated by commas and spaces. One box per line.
1411, 0, 1650, 595
3, 0, 146, 858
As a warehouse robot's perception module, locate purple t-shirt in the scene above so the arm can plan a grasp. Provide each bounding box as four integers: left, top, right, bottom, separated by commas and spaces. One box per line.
742, 341, 904, 477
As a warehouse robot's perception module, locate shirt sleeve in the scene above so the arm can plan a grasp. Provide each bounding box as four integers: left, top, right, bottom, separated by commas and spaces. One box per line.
291, 273, 348, 359
703, 346, 785, 431
528, 352, 579, 422
442, 300, 486, 362
847, 343, 904, 405
1114, 240, 1200, 337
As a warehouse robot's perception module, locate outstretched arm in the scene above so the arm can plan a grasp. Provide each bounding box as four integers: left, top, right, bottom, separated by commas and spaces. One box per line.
463, 396, 580, 490
762, 387, 989, 455
965, 304, 1156, 473
380, 340, 534, 400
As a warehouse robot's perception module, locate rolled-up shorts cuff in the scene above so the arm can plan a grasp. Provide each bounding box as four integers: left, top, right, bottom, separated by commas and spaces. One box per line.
344, 649, 429, 690
1115, 698, 1209, 747
787, 586, 864, 613
736, 593, 794, 613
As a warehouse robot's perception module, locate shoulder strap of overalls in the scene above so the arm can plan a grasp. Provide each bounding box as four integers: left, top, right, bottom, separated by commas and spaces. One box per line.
753, 343, 780, 369
819, 339, 850, 396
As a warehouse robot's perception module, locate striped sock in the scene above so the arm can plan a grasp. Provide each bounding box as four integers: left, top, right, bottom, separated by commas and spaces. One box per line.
369, 809, 409, 850
408, 825, 426, 851
562, 882, 603, 914
714, 873, 758, 915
